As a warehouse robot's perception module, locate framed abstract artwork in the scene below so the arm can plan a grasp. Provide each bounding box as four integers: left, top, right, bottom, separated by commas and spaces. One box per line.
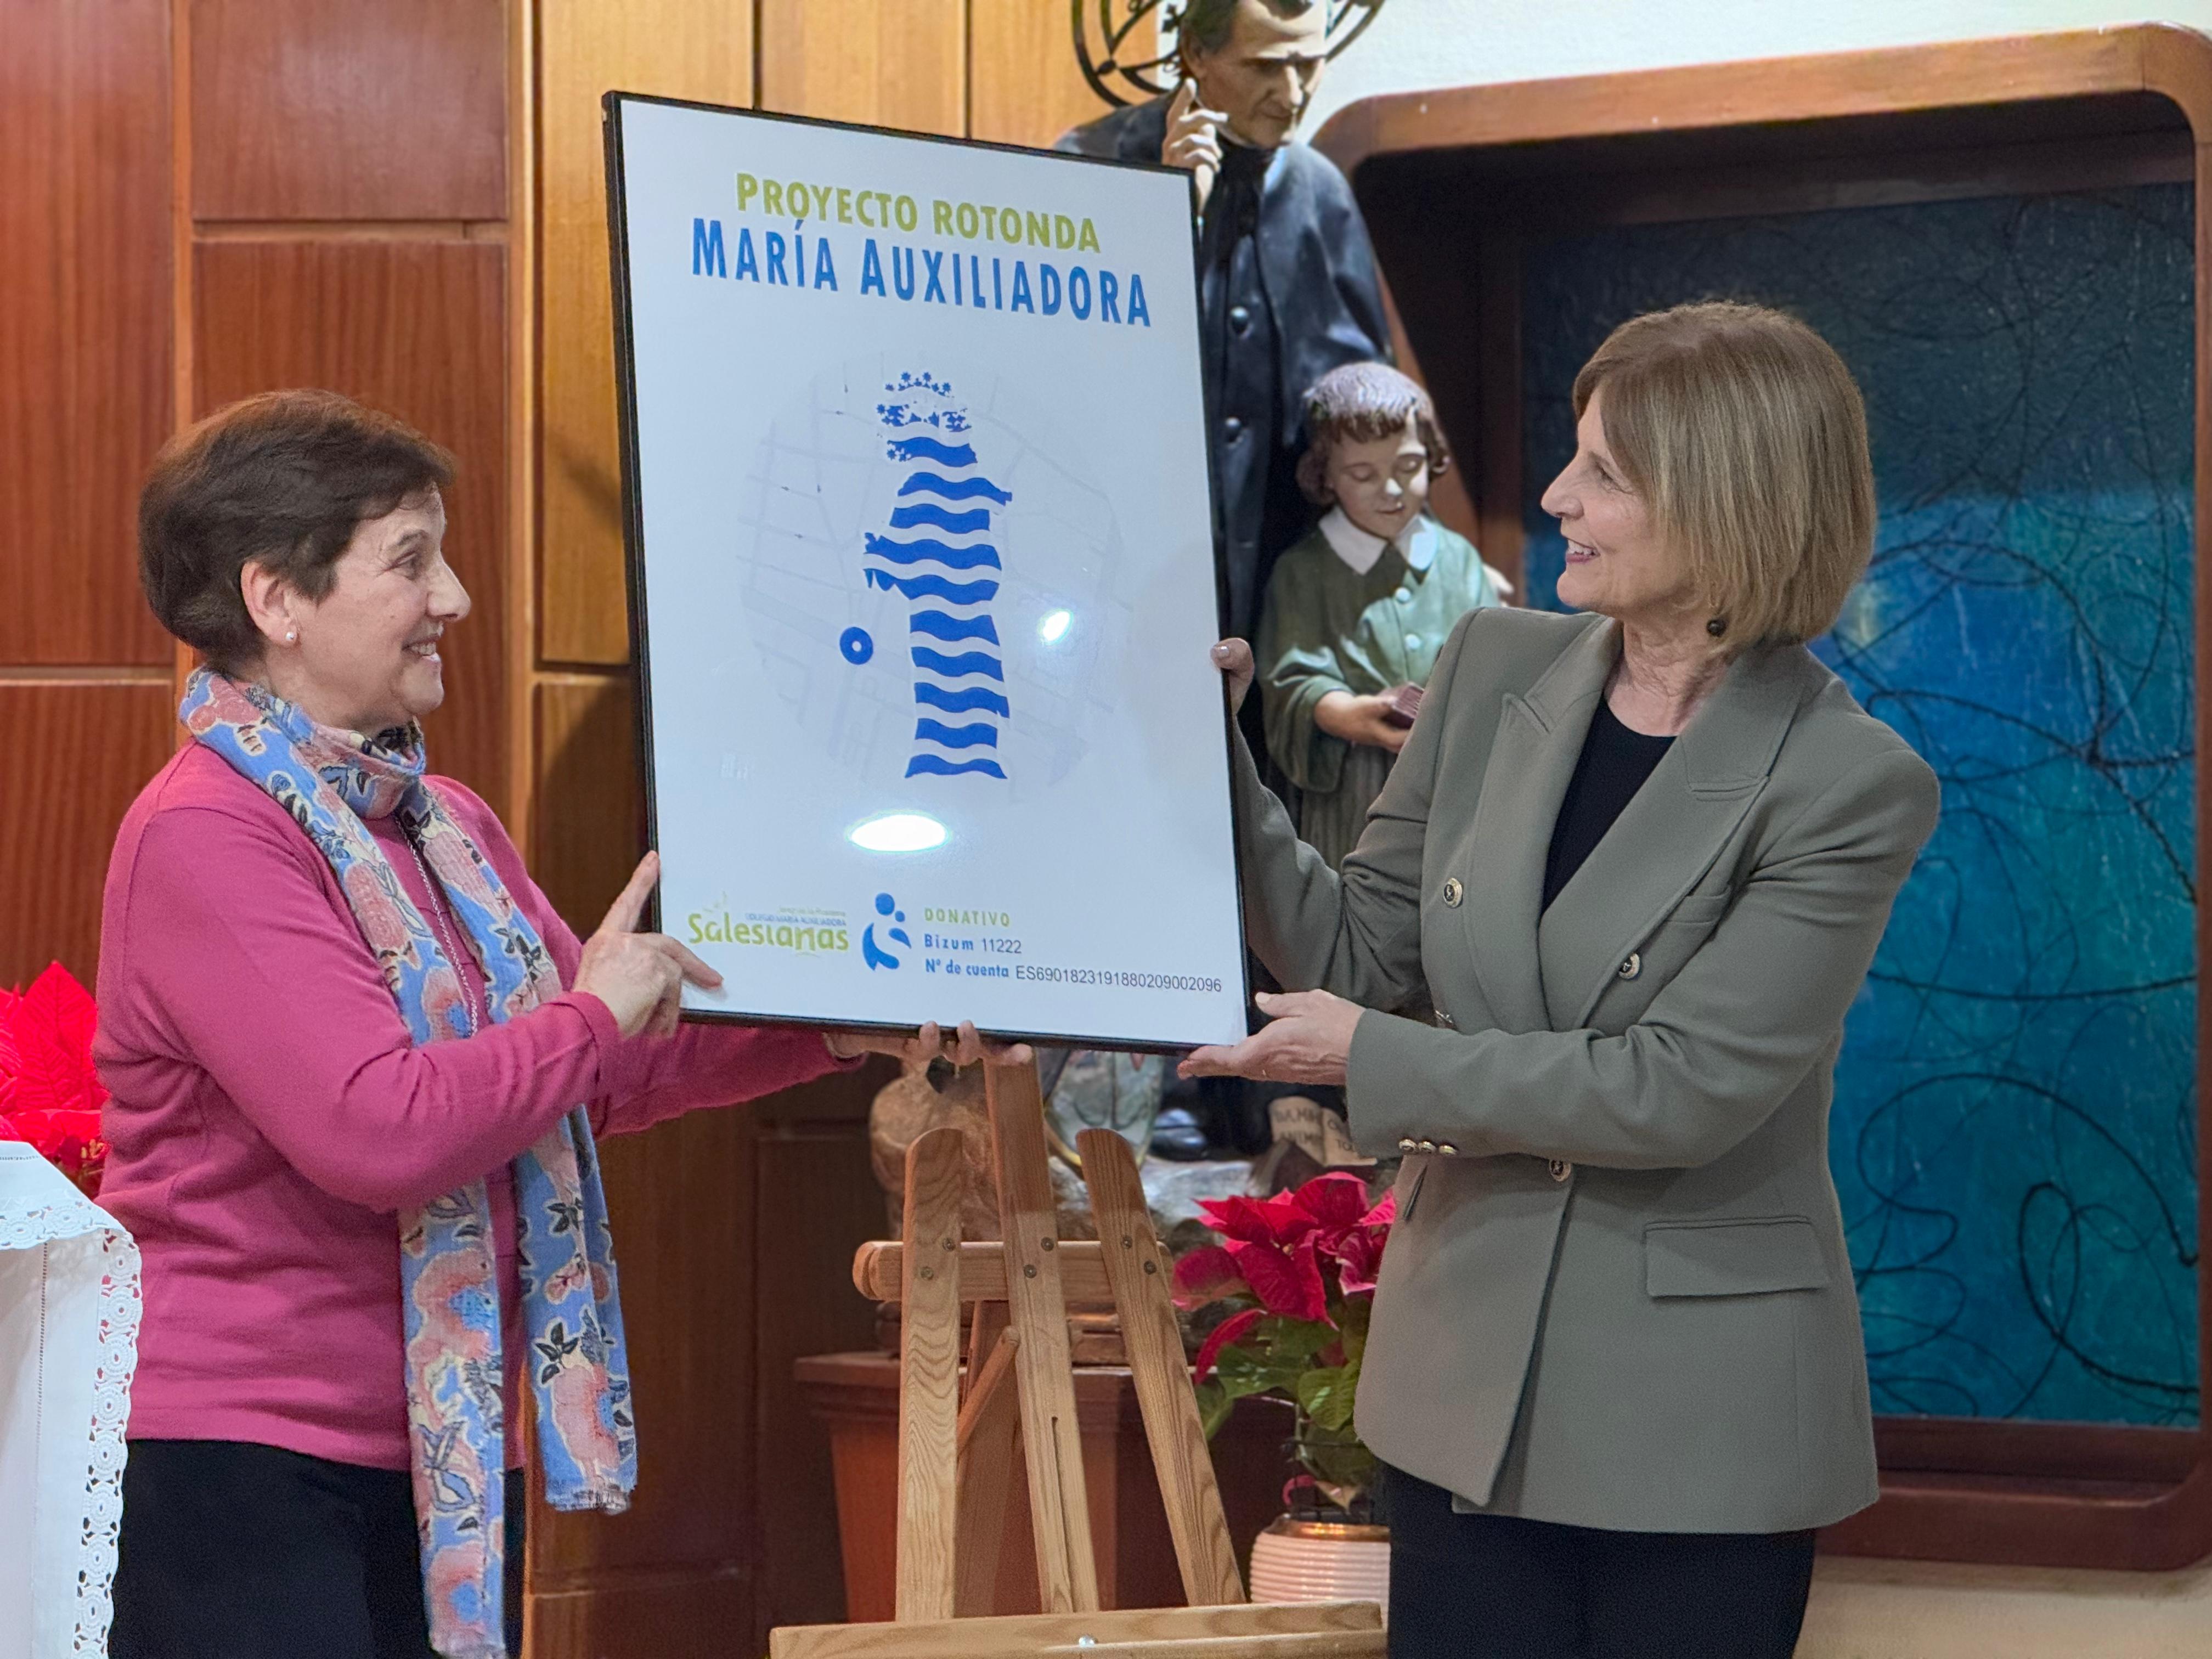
1323, 25, 2212, 1567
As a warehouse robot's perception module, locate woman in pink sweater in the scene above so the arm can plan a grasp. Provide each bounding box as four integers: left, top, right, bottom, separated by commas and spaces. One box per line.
97, 390, 1011, 1659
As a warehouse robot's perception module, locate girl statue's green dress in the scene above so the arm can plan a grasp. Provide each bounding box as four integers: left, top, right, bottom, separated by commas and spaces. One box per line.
1257, 508, 1508, 870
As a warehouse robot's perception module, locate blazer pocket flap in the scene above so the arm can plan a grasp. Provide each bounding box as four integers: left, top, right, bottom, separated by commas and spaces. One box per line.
1644, 1216, 1830, 1297
1666, 892, 1731, 927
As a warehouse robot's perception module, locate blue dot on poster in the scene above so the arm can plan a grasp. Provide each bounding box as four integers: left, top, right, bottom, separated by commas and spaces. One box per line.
839, 627, 874, 665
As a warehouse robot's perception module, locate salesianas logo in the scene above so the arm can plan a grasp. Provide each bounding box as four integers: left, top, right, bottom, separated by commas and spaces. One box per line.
864, 892, 911, 970
845, 371, 1012, 780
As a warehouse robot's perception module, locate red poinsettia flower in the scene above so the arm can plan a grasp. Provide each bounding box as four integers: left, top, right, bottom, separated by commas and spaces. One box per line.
1290, 1171, 1372, 1234
1193, 1306, 1266, 1383
1180, 1170, 1400, 1515
1196, 1190, 1317, 1248
1226, 1232, 1328, 1322
1172, 1243, 1248, 1309
0, 963, 109, 1198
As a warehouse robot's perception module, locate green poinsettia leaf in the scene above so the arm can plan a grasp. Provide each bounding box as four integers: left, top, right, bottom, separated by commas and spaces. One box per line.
1194, 1376, 1234, 1439
1258, 1314, 1337, 1364
1335, 1296, 1372, 1367
1214, 1341, 1306, 1402
1296, 1363, 1359, 1432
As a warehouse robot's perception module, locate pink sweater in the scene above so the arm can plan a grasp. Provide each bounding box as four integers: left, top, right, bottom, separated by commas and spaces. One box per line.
95, 744, 849, 1472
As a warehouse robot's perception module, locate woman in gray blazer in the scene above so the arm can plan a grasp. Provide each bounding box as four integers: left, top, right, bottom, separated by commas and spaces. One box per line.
1187, 302, 1939, 1658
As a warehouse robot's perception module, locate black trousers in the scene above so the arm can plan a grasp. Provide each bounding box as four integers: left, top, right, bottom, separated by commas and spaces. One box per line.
1384, 1465, 1817, 1659
111, 1440, 526, 1659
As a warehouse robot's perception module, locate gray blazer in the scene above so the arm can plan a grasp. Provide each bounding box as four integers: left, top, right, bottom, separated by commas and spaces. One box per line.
1237, 606, 1940, 1533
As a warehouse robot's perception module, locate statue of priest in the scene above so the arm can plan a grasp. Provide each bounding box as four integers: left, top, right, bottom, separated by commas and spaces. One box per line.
1058, 0, 1392, 650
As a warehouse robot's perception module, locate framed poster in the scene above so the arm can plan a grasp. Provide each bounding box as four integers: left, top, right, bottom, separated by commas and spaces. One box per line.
604, 93, 1248, 1050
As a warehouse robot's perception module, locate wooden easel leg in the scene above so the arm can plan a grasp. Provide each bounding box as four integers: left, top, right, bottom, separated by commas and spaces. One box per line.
964, 1297, 1009, 1406
984, 1057, 1101, 1614
953, 1325, 1020, 1615
1077, 1129, 1246, 1606
895, 1127, 966, 1622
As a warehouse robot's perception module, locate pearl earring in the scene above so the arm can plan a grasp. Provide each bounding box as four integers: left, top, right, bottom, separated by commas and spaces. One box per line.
285, 628, 298, 645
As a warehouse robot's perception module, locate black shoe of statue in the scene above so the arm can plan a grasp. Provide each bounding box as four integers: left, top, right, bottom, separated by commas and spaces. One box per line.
1149, 1105, 1212, 1161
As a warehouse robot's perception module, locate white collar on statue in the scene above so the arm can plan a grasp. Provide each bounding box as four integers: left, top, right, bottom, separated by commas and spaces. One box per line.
1319, 507, 1437, 576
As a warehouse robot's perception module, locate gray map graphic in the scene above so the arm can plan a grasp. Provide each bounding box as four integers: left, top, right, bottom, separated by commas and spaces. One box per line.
735, 355, 1129, 804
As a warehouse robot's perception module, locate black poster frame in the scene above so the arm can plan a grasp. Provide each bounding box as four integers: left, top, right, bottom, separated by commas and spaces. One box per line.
600, 90, 1250, 1053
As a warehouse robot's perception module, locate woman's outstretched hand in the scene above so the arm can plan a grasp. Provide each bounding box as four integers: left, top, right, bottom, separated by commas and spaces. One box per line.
1178, 989, 1362, 1087
573, 851, 724, 1039
1214, 637, 1254, 713
824, 1022, 1034, 1069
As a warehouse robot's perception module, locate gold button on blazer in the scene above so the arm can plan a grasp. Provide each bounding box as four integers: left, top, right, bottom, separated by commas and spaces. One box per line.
1235, 607, 1940, 1533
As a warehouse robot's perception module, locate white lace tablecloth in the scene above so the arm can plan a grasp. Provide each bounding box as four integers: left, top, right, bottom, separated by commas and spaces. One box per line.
0, 1143, 139, 1657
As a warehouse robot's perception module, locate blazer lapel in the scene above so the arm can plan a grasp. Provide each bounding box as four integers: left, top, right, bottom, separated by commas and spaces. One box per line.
1537, 644, 1819, 1029
1458, 618, 1615, 1032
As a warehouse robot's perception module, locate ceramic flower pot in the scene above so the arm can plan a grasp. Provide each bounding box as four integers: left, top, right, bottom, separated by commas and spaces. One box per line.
1247, 1515, 1391, 1621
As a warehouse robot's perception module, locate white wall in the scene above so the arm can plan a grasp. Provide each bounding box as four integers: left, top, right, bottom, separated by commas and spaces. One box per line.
1299, 4, 2212, 1652
1307, 1, 2212, 130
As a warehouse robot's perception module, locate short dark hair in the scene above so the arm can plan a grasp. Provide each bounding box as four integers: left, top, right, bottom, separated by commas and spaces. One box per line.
139, 390, 456, 672
1178, 0, 1318, 59
1295, 361, 1449, 506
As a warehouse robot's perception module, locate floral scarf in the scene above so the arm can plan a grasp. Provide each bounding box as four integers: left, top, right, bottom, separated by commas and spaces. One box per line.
182, 669, 634, 1659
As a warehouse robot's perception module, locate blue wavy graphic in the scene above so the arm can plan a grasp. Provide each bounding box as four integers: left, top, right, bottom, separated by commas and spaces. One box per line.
889, 501, 992, 534
911, 610, 1000, 645
913, 682, 1011, 718
914, 718, 999, 749
887, 435, 976, 467
864, 569, 1000, 605
862, 533, 1002, 571
899, 471, 1013, 504
905, 754, 1008, 779
910, 646, 1004, 680
868, 373, 1012, 781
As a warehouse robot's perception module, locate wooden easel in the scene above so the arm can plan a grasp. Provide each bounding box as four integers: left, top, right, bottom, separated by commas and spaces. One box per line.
766, 1058, 1385, 1658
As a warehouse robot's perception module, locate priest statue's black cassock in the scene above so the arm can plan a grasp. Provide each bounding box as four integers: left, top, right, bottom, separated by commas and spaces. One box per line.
1057, 95, 1392, 651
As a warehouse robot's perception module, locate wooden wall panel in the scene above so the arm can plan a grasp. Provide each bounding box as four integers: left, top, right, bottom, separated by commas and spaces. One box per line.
758, 0, 966, 137
193, 240, 511, 820
529, 1577, 749, 1659
748, 1100, 896, 1644
969, 0, 1133, 149
536, 1103, 762, 1582
190, 0, 506, 221
0, 682, 176, 988
538, 0, 754, 667
0, 0, 173, 667
531, 674, 641, 930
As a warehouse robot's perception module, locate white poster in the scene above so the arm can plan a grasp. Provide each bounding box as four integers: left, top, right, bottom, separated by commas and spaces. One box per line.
607, 95, 1248, 1049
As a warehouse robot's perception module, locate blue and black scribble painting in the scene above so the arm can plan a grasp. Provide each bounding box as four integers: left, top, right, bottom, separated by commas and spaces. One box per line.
862, 372, 1014, 780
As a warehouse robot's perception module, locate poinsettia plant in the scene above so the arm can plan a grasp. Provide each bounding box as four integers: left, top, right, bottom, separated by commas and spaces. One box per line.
0, 962, 110, 1198
1173, 1170, 1393, 1516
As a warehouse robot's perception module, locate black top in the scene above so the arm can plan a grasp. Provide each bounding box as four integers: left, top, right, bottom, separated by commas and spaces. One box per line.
1542, 701, 1676, 911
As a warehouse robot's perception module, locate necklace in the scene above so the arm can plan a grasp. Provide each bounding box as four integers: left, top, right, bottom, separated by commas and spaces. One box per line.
402, 825, 478, 1037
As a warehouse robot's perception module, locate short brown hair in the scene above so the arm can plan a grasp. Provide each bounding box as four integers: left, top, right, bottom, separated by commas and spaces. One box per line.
1572, 301, 1875, 647
1295, 361, 1449, 507
139, 390, 456, 672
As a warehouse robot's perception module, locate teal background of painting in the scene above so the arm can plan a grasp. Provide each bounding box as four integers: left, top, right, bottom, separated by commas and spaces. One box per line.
1520, 185, 2200, 1424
